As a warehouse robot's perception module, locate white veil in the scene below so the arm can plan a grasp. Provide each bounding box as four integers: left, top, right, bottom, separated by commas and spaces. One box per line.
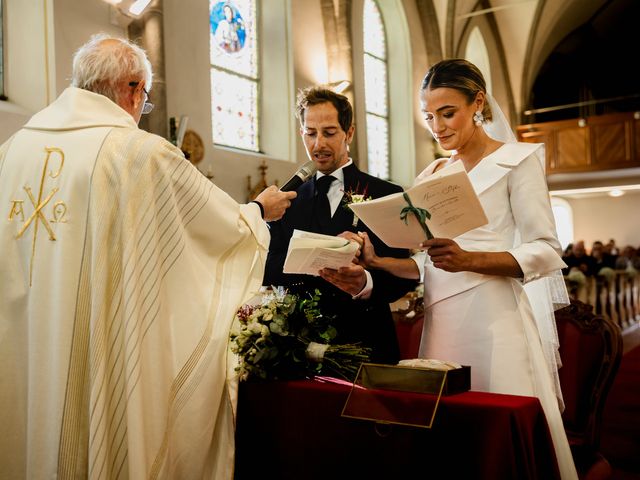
485, 94, 570, 412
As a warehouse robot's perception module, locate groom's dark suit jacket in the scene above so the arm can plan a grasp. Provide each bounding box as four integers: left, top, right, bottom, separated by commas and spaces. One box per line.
264, 162, 418, 364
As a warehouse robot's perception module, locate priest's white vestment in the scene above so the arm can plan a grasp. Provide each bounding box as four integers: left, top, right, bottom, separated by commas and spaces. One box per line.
0, 87, 268, 479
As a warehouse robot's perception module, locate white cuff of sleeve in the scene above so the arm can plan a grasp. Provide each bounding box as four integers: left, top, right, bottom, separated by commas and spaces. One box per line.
352, 269, 373, 300
508, 244, 567, 285
411, 251, 426, 283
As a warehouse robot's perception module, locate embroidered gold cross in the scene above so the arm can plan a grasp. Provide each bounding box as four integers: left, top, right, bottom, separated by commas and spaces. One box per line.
16, 186, 59, 240
15, 147, 65, 286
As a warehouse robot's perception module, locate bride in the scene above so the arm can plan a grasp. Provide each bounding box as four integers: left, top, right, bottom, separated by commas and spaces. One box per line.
358, 58, 578, 480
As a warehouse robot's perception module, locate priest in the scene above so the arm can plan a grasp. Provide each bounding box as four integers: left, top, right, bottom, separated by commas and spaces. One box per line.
0, 33, 295, 479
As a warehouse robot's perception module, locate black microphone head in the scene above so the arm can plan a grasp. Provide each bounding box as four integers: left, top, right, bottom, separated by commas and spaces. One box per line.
280, 160, 318, 191
297, 160, 318, 181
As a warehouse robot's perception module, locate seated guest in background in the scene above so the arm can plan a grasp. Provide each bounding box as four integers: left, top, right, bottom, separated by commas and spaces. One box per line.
562, 239, 595, 301
562, 242, 573, 259
263, 86, 417, 364
590, 240, 616, 282
601, 239, 619, 265
615, 245, 639, 274
562, 240, 596, 276
0, 33, 295, 479
356, 59, 578, 479
561, 243, 573, 276
606, 238, 619, 256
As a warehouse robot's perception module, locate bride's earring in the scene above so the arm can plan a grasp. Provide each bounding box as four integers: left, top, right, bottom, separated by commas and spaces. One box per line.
473, 110, 484, 126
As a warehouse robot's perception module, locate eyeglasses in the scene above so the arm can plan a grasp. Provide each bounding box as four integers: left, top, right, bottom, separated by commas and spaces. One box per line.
128, 81, 154, 114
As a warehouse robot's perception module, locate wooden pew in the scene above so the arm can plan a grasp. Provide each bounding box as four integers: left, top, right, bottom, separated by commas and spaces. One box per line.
565, 271, 639, 330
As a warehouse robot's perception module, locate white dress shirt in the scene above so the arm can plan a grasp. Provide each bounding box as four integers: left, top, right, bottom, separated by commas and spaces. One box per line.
316, 159, 373, 299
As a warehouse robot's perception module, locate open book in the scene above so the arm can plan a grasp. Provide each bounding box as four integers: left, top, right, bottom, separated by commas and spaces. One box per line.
283, 229, 360, 276
348, 161, 488, 249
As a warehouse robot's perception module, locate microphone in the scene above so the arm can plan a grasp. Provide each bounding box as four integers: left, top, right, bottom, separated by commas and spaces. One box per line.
279, 160, 318, 192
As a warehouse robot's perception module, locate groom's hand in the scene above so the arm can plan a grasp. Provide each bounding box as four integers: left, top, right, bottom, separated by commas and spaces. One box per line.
319, 263, 367, 296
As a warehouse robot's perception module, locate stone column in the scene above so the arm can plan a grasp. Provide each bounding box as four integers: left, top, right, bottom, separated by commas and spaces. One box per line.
128, 0, 167, 138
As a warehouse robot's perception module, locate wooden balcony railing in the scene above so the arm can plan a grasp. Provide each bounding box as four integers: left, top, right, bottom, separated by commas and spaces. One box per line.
516, 111, 640, 175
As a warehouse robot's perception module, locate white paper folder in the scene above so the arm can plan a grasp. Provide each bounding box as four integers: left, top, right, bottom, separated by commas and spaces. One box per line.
283, 230, 360, 275
348, 161, 488, 249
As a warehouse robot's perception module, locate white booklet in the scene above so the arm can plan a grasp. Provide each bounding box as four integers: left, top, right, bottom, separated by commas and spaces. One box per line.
283, 229, 360, 276
348, 161, 488, 249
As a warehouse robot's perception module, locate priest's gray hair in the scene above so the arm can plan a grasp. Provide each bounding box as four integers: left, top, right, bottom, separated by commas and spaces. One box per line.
72, 33, 153, 104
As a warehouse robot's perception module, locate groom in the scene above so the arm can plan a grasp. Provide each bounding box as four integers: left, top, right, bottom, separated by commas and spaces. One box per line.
263, 86, 417, 364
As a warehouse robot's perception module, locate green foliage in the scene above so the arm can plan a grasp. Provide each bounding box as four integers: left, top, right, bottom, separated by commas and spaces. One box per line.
230, 288, 371, 382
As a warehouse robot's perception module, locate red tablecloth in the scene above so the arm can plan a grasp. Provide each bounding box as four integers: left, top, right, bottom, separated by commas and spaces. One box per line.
235, 378, 561, 480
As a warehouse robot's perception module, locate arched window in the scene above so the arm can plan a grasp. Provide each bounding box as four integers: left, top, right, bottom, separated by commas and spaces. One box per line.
465, 27, 492, 94
209, 0, 259, 152
352, 0, 413, 186
551, 197, 574, 251
362, 0, 389, 179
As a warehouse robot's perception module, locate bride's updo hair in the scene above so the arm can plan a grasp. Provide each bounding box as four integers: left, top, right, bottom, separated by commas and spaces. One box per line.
420, 59, 493, 123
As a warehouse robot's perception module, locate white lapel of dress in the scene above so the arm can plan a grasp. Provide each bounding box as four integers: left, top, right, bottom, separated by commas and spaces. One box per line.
469, 142, 543, 195
413, 158, 447, 186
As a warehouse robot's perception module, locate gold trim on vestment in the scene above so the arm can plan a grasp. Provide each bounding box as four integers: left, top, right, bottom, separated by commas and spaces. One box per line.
9, 147, 66, 286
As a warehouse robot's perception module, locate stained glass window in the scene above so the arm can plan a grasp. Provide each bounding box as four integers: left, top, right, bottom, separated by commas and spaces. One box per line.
363, 0, 389, 179
209, 0, 259, 151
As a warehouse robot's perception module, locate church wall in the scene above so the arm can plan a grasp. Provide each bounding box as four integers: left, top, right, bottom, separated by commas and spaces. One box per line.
52, 0, 124, 97
0, 0, 51, 140
0, 105, 29, 142
0, 0, 121, 143
566, 191, 640, 248
2, 0, 51, 113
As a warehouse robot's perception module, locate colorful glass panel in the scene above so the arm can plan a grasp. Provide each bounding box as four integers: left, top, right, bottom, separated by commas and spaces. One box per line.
364, 54, 388, 117
209, 0, 259, 151
211, 69, 258, 151
209, 0, 257, 77
363, 0, 389, 179
363, 0, 385, 59
366, 114, 389, 179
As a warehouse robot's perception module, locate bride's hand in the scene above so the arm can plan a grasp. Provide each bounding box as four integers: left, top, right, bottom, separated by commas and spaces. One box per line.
421, 237, 472, 272
337, 231, 363, 258
357, 231, 379, 268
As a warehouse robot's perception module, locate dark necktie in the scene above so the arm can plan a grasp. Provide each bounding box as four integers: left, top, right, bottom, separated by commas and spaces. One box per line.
313, 175, 335, 231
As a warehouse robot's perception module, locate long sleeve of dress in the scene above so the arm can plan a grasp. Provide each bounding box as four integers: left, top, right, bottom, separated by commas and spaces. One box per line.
506, 154, 566, 284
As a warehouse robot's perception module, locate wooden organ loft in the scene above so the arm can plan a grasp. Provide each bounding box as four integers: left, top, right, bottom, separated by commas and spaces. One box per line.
516, 111, 640, 175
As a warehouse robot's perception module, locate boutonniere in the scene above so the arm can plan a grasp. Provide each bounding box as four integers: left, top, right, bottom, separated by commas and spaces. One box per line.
342, 182, 372, 227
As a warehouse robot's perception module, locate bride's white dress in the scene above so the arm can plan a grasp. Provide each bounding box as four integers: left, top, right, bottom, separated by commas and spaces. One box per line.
415, 142, 579, 480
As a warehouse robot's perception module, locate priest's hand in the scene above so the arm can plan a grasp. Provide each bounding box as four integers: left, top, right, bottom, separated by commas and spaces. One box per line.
319, 263, 367, 296
255, 186, 297, 221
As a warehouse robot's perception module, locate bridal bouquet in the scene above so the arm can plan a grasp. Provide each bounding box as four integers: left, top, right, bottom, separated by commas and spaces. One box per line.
230, 287, 371, 382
